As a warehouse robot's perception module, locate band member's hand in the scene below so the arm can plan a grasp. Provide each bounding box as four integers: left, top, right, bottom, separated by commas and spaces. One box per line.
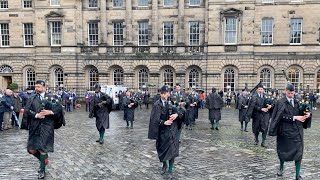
267, 105, 272, 109
304, 112, 311, 118
40, 110, 54, 116
164, 120, 173, 125
36, 113, 45, 119
190, 104, 195, 107
169, 113, 178, 121
98, 102, 103, 108
294, 116, 306, 122
89, 114, 94, 118
128, 104, 132, 108
261, 108, 268, 112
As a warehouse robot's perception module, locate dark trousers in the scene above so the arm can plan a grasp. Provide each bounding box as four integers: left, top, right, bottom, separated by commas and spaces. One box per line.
0, 112, 3, 129
11, 112, 20, 126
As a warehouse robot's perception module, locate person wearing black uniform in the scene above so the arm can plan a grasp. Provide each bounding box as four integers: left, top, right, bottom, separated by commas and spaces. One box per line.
205, 87, 224, 130
89, 83, 114, 144
22, 80, 63, 179
122, 90, 138, 129
171, 83, 186, 142
269, 84, 311, 180
236, 89, 249, 131
148, 86, 183, 180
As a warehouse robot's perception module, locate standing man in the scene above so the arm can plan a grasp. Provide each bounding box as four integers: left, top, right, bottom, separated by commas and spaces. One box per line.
22, 80, 63, 179
89, 83, 113, 144
246, 83, 272, 147
0, 89, 5, 131
148, 86, 182, 180
2, 89, 14, 130
11, 90, 22, 127
205, 87, 224, 130
122, 91, 138, 129
269, 84, 311, 180
171, 84, 186, 142
143, 89, 150, 109
236, 89, 249, 131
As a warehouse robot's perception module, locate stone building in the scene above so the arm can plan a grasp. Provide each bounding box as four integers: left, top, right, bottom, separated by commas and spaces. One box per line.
1, 0, 320, 94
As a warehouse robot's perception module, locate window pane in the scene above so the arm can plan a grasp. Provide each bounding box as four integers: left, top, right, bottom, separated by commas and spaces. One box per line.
113, 0, 123, 7
0, 65, 13, 73
288, 68, 301, 90
113, 68, 124, 85
260, 68, 272, 88
113, 22, 124, 46
225, 17, 237, 44
23, 0, 32, 8
138, 0, 148, 6
88, 22, 99, 46
189, 69, 200, 88
190, 0, 200, 6
224, 68, 235, 92
138, 22, 149, 46
0, 0, 8, 9
50, 21, 61, 45
163, 22, 173, 46
290, 19, 302, 44
50, 0, 60, 6
0, 23, 10, 46
26, 68, 36, 87
88, 0, 98, 7
138, 68, 149, 88
24, 23, 33, 46
89, 68, 99, 90
164, 69, 174, 87
261, 18, 273, 44
54, 68, 64, 87
164, 0, 173, 6
189, 21, 199, 46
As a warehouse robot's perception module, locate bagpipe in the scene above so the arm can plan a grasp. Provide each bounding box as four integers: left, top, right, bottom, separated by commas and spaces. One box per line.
298, 94, 311, 113
129, 95, 139, 108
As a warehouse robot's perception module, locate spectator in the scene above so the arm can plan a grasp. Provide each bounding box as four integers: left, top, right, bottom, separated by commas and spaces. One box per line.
11, 90, 22, 127
0, 89, 4, 131
2, 89, 14, 130
199, 91, 205, 109
85, 89, 90, 112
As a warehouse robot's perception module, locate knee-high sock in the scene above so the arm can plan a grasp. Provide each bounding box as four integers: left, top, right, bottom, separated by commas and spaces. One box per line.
241, 122, 243, 128
280, 160, 284, 170
168, 159, 174, 173
215, 120, 219, 128
211, 121, 215, 128
262, 133, 267, 144
177, 129, 182, 141
126, 120, 129, 126
163, 161, 167, 168
295, 160, 301, 177
255, 133, 259, 142
39, 154, 48, 170
244, 122, 248, 130
100, 128, 105, 140
32, 151, 41, 161
130, 121, 133, 127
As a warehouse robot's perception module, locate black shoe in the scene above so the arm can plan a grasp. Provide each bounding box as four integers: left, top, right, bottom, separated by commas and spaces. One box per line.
240, 127, 243, 131
261, 142, 267, 148
277, 168, 283, 176
99, 139, 104, 144
130, 126, 133, 129
0, 128, 3, 131
244, 129, 248, 132
168, 172, 173, 180
126, 126, 129, 129
96, 139, 100, 143
296, 175, 303, 180
254, 141, 259, 145
38, 169, 45, 179
161, 164, 168, 175
210, 127, 215, 130
179, 140, 181, 144
215, 127, 219, 130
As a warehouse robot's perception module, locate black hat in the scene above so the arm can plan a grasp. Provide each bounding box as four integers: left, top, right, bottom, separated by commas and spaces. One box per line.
268, 88, 275, 94
176, 83, 181, 87
35, 80, 45, 87
286, 84, 295, 91
160, 85, 169, 92
242, 89, 246, 92
257, 83, 264, 89
94, 83, 101, 89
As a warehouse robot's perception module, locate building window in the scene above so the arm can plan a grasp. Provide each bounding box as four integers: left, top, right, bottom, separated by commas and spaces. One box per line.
26, 68, 36, 87
138, 0, 148, 6
290, 18, 302, 44
223, 68, 235, 92
23, 0, 32, 8
88, 0, 98, 8
164, 69, 174, 87
189, 21, 200, 46
260, 68, 272, 88
0, 65, 13, 73
189, 0, 200, 6
113, 68, 124, 85
89, 68, 99, 89
163, 0, 173, 6
50, 21, 62, 46
163, 22, 173, 46
261, 18, 273, 45
316, 70, 320, 90
23, 23, 33, 46
225, 17, 237, 44
113, 22, 124, 46
288, 68, 301, 90
138, 22, 148, 46
88, 22, 99, 46
138, 68, 149, 88
50, 0, 60, 6
0, 23, 9, 47
53, 68, 63, 88
0, 0, 8, 9
113, 0, 123, 7
189, 69, 200, 88
262, 0, 273, 3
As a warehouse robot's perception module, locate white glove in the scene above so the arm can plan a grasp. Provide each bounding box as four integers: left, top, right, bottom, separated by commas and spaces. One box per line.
10, 106, 14, 110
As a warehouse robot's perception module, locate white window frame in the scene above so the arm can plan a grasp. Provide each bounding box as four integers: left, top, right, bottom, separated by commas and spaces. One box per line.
113, 22, 124, 46
288, 67, 301, 90
25, 67, 36, 87
261, 18, 273, 45
0, 0, 8, 9
88, 68, 99, 89
88, 22, 99, 46
189, 0, 201, 6
0, 23, 10, 47
53, 67, 64, 88
223, 68, 235, 92
22, 0, 33, 9
113, 0, 123, 8
189, 68, 200, 88
138, 68, 149, 88
163, 68, 174, 87
260, 68, 272, 88
50, 0, 60, 6
138, 21, 149, 46
23, 23, 33, 47
88, 0, 98, 8
163, 0, 173, 7
138, 0, 148, 7
163, 22, 174, 46
262, 0, 273, 3
49, 21, 62, 46
224, 17, 237, 45
113, 68, 124, 85
290, 18, 303, 45
291, 0, 303, 2
189, 21, 200, 46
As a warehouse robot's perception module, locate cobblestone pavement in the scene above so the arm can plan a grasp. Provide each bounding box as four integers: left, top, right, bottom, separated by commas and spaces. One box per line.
1, 106, 320, 180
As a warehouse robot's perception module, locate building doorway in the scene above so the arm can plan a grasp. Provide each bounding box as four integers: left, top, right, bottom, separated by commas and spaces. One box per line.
0, 76, 12, 89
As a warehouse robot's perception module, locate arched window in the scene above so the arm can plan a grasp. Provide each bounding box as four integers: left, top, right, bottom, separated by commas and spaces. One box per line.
288, 67, 301, 90
163, 69, 174, 88
113, 68, 124, 85
224, 68, 235, 92
89, 68, 99, 90
189, 68, 200, 88
26, 68, 36, 87
260, 68, 272, 88
138, 68, 148, 88
316, 70, 320, 90
54, 67, 64, 88
0, 65, 13, 73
